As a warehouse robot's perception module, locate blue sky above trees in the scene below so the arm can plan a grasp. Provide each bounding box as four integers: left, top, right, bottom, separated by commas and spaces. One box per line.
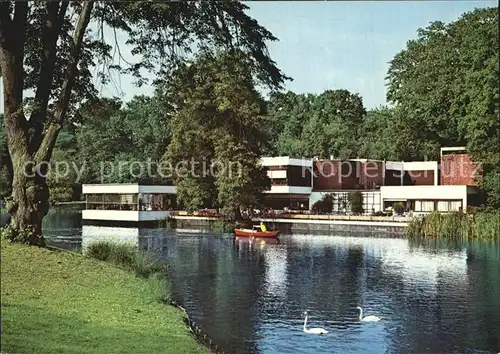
0, 1, 495, 113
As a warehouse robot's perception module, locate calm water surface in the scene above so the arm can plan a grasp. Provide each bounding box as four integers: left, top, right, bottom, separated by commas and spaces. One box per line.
5, 209, 500, 353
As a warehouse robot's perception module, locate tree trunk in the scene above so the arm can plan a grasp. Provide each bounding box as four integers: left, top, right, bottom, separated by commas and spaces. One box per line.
5, 152, 49, 246
233, 206, 243, 221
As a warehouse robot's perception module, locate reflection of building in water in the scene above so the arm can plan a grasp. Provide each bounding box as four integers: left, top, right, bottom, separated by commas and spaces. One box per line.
82, 226, 175, 254
289, 235, 468, 289
81, 225, 139, 251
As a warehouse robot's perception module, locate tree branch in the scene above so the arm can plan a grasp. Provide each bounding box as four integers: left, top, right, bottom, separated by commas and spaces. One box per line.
28, 2, 69, 154
35, 1, 94, 164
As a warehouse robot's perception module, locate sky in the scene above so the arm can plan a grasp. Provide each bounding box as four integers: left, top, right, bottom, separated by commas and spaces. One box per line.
0, 1, 496, 113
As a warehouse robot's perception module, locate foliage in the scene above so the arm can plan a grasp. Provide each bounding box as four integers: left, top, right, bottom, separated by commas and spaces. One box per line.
311, 193, 334, 214
1, 240, 207, 353
1, 0, 286, 243
76, 95, 172, 184
393, 202, 405, 215
164, 51, 271, 215
265, 90, 365, 158
474, 212, 500, 240
84, 240, 163, 278
348, 191, 364, 214
405, 211, 498, 240
358, 107, 401, 161
387, 7, 499, 206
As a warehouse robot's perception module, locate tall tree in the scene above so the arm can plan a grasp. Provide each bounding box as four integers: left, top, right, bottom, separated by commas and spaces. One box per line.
164, 51, 271, 218
386, 7, 499, 206
77, 94, 171, 184
0, 1, 286, 244
358, 107, 401, 161
266, 89, 366, 158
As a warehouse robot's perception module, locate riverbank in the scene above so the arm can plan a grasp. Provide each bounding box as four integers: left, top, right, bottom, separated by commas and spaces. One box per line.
0, 241, 209, 354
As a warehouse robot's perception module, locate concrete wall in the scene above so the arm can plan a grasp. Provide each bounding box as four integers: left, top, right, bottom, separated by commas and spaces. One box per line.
82, 184, 176, 194
260, 156, 313, 168
82, 210, 169, 221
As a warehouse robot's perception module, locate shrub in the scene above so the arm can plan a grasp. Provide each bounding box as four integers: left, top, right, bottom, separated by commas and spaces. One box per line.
147, 273, 171, 304
85, 240, 113, 261
348, 191, 363, 214
405, 211, 497, 240
393, 202, 404, 215
134, 250, 163, 278
84, 240, 163, 278
311, 194, 334, 214
474, 211, 500, 240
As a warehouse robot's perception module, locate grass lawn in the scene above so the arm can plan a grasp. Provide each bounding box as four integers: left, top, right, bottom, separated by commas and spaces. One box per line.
1, 241, 209, 354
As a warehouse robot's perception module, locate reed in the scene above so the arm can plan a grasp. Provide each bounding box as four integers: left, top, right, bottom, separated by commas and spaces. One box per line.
405, 211, 499, 240
474, 212, 500, 241
147, 272, 172, 304
84, 240, 163, 278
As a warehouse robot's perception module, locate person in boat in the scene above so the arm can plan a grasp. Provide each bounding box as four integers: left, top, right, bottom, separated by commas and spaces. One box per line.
252, 221, 267, 232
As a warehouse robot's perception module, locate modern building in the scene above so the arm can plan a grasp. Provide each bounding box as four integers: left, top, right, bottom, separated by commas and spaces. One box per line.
260, 157, 313, 210
81, 147, 482, 220
286, 147, 480, 214
82, 183, 176, 223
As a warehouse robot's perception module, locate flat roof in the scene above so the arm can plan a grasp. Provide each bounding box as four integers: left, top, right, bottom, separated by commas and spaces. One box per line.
82, 184, 176, 194
441, 146, 467, 154
260, 156, 313, 168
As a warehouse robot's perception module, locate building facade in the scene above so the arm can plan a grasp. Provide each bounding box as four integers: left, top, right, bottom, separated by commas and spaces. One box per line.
260, 157, 313, 210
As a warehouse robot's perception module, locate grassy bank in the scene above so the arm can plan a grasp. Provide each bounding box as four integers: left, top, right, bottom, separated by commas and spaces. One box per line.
1, 241, 209, 354
405, 211, 499, 240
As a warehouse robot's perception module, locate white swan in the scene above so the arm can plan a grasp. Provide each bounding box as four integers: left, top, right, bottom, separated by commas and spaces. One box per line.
357, 306, 381, 322
303, 311, 329, 334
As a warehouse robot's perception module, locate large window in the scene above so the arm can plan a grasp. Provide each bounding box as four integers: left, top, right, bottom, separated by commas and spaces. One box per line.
139, 194, 176, 211
86, 193, 176, 211
437, 200, 462, 212
86, 194, 138, 210
415, 200, 434, 212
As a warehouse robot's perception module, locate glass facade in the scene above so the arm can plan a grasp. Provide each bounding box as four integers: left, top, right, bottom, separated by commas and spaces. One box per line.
86, 193, 176, 211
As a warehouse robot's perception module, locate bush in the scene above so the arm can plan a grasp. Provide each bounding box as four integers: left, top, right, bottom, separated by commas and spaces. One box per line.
348, 191, 363, 214
84, 240, 163, 278
311, 194, 334, 214
147, 273, 171, 304
393, 202, 404, 215
85, 240, 113, 261
405, 211, 498, 240
474, 211, 500, 240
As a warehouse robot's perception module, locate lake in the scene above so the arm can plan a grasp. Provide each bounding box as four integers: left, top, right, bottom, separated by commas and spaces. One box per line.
3, 209, 500, 353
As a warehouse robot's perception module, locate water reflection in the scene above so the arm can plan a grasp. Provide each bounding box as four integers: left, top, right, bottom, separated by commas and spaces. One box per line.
31, 210, 500, 353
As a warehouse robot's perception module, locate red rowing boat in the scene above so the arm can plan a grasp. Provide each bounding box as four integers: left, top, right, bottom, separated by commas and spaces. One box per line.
234, 228, 280, 238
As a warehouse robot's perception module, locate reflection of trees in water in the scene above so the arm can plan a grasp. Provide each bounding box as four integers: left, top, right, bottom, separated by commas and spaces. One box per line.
158, 235, 264, 354
77, 227, 499, 354
465, 240, 500, 351
379, 238, 499, 353
43, 209, 82, 232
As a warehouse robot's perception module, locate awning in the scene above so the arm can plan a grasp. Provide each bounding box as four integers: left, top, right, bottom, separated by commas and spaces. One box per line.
384, 198, 408, 202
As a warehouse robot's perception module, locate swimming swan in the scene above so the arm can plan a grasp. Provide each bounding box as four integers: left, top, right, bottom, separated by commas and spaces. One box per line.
303, 311, 329, 334
357, 306, 381, 322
